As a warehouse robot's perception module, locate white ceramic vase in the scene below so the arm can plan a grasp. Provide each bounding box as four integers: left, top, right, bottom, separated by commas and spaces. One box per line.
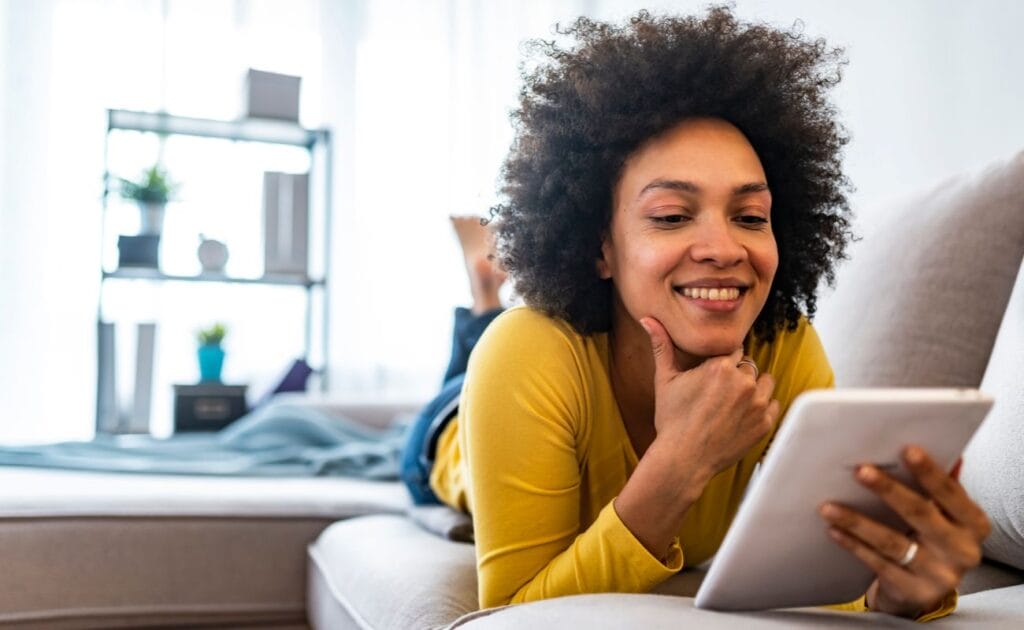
138, 201, 166, 235
197, 236, 229, 273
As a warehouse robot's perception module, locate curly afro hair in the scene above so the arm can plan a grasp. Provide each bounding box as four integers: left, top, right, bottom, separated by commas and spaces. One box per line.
491, 6, 854, 341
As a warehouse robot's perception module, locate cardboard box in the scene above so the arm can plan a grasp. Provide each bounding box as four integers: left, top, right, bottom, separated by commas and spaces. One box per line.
243, 69, 301, 122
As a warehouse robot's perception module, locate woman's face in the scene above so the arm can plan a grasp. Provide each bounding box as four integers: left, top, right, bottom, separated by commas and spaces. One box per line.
599, 117, 778, 363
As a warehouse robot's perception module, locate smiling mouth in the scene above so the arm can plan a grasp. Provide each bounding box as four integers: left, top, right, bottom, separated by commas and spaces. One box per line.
672, 286, 748, 313
674, 286, 747, 301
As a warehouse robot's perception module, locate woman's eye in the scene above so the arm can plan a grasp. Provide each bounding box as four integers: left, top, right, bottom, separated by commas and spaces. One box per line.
653, 215, 688, 224
736, 215, 769, 226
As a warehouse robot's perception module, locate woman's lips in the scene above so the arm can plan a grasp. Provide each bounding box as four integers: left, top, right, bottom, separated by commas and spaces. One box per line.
674, 287, 745, 312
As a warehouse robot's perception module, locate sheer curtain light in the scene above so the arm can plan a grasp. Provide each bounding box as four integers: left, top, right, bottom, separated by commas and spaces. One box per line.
317, 0, 592, 400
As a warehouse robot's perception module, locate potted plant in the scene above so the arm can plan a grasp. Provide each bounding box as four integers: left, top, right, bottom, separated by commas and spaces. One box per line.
117, 165, 180, 236
196, 323, 227, 382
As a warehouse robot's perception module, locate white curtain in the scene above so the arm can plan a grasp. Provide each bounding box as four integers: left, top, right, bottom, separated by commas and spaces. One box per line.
318, 0, 594, 402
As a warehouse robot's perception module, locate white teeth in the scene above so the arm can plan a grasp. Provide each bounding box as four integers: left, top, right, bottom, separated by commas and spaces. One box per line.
681, 287, 741, 301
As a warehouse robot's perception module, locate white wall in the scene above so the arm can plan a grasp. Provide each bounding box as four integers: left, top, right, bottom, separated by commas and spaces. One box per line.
591, 0, 1024, 219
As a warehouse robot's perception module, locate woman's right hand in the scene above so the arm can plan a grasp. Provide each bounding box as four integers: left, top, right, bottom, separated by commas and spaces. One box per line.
640, 316, 780, 478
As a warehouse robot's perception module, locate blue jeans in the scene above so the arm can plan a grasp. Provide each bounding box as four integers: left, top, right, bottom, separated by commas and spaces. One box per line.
399, 306, 503, 504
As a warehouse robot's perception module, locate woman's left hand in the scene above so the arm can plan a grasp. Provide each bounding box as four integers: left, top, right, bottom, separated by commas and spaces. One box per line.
819, 445, 991, 619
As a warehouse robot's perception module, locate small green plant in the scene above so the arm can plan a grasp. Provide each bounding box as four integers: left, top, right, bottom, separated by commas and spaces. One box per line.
118, 165, 179, 203
197, 323, 227, 346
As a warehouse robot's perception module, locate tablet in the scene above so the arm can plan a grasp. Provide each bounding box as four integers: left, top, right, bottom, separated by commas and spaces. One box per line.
693, 388, 993, 612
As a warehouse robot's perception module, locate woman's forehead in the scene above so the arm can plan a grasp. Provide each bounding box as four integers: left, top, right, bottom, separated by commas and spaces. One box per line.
613, 119, 768, 208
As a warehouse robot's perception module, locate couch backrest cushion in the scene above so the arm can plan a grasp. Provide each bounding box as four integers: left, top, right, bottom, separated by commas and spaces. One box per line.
961, 256, 1024, 570
814, 151, 1024, 387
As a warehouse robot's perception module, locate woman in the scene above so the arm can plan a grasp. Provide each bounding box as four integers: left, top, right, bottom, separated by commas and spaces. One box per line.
403, 7, 989, 621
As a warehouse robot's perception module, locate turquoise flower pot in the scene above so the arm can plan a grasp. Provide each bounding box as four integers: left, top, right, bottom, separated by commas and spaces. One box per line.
198, 344, 225, 382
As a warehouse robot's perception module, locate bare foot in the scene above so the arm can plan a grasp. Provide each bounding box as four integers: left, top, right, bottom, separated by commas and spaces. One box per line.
451, 215, 507, 314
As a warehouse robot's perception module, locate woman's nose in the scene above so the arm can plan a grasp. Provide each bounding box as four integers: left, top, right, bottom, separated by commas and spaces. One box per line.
689, 218, 746, 266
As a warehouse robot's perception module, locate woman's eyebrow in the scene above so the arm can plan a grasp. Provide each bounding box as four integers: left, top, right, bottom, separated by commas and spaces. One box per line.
637, 179, 769, 198
638, 178, 699, 197
734, 182, 770, 195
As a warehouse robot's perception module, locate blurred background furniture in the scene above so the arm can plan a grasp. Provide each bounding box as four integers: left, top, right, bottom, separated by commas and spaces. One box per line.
96, 109, 333, 436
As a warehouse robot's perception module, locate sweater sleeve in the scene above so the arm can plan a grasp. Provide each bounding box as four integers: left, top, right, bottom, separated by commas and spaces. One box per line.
827, 591, 957, 622
458, 309, 681, 608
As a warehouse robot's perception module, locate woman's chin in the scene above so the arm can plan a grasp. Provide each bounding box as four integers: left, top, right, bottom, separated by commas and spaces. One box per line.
673, 335, 748, 360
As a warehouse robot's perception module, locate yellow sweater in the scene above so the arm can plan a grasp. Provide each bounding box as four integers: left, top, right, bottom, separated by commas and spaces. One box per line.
429, 306, 954, 620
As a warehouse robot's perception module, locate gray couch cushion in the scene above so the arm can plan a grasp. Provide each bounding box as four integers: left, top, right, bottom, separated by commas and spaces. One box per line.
0, 467, 408, 628
0, 466, 409, 519
304, 514, 713, 630
304, 512, 1020, 629
453, 586, 1024, 629
815, 151, 1024, 387
941, 584, 1024, 628
959, 558, 1024, 596
452, 593, 920, 628
307, 514, 477, 630
961, 257, 1024, 570
406, 504, 475, 542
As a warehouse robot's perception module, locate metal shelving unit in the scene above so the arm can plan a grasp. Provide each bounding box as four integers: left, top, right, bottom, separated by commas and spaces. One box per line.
102, 267, 324, 288
97, 108, 333, 434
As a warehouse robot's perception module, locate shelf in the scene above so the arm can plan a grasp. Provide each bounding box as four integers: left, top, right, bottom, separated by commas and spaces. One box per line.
98, 108, 333, 434
103, 267, 324, 288
108, 109, 327, 148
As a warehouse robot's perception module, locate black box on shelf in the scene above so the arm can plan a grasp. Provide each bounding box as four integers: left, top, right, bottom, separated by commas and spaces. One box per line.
118, 234, 160, 268
173, 383, 248, 433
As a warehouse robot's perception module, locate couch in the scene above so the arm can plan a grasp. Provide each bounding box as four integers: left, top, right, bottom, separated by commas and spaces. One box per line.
0, 400, 422, 629
1, 152, 1022, 628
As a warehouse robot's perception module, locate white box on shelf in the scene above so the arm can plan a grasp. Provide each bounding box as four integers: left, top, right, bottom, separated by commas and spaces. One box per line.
96, 321, 118, 433
243, 69, 301, 122
129, 322, 157, 434
263, 172, 309, 277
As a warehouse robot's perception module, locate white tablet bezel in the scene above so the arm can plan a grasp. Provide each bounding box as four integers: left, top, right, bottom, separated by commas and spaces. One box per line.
694, 388, 993, 611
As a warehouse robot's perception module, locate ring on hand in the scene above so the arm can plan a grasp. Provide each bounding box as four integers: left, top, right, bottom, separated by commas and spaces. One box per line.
736, 359, 759, 379
897, 541, 919, 567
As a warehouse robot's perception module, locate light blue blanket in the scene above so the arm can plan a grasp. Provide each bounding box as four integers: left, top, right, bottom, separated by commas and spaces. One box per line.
0, 404, 409, 479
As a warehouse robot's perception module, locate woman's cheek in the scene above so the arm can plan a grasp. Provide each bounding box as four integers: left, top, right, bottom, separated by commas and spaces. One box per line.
630, 241, 680, 276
